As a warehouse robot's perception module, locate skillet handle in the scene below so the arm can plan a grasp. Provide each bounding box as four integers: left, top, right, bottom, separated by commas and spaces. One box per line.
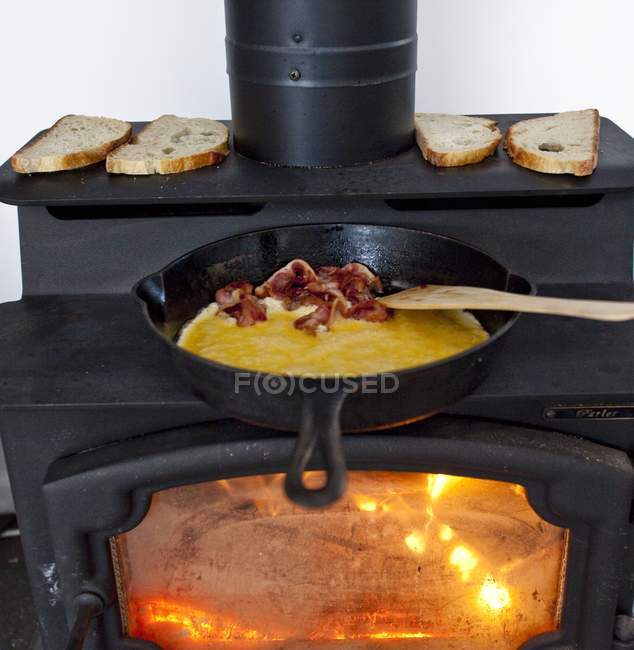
285, 391, 348, 508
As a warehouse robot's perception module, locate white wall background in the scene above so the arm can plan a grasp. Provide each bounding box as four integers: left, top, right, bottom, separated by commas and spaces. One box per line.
0, 0, 633, 305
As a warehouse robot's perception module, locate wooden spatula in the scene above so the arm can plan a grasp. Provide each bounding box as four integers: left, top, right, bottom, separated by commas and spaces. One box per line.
378, 285, 634, 322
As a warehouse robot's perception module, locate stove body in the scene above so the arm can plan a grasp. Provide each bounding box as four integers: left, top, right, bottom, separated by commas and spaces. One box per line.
1, 116, 634, 649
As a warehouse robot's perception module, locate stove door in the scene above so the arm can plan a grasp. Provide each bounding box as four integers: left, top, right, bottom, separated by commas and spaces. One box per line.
112, 471, 567, 650
42, 417, 633, 650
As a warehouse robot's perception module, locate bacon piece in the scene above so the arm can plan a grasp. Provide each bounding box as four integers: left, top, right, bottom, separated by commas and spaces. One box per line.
300, 262, 388, 328
255, 259, 319, 300
341, 264, 383, 298
294, 298, 347, 334
215, 281, 266, 327
320, 263, 383, 292
341, 263, 383, 291
224, 295, 267, 327
215, 281, 254, 309
317, 262, 383, 306
216, 260, 388, 332
316, 266, 342, 282
304, 281, 346, 303
346, 300, 392, 322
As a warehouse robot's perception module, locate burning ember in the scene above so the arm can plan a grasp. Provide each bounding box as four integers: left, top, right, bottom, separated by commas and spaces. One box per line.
129, 599, 280, 644
130, 598, 444, 645
112, 472, 568, 649
449, 545, 479, 582
479, 576, 512, 611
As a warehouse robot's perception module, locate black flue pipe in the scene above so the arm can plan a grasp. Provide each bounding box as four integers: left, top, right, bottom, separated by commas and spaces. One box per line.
225, 0, 418, 168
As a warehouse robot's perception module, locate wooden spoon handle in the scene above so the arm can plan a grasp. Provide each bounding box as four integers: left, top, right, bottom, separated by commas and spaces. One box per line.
378, 286, 634, 322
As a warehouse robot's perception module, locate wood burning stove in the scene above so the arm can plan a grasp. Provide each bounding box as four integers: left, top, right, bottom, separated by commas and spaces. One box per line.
1, 5, 634, 649
1, 116, 634, 648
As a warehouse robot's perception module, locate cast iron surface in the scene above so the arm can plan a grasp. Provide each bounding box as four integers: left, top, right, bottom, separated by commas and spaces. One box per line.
0, 533, 37, 649
225, 0, 417, 166
1, 116, 634, 206
16, 193, 634, 296
134, 223, 530, 506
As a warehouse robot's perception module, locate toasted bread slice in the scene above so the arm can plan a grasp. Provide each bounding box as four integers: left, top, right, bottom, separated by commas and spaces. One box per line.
505, 109, 600, 176
415, 113, 502, 168
106, 115, 230, 175
11, 115, 132, 174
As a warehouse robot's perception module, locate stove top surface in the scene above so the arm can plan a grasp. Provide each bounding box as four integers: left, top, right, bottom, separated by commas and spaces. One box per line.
1, 284, 633, 450
1, 115, 634, 207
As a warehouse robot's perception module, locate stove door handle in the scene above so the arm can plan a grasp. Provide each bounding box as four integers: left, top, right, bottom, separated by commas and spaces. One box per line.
65, 591, 104, 650
285, 390, 348, 508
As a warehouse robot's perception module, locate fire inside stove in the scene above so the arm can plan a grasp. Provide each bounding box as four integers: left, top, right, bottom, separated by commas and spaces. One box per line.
111, 472, 568, 649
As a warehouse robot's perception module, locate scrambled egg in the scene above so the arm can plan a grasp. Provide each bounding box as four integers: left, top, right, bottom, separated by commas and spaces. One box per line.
178, 298, 489, 376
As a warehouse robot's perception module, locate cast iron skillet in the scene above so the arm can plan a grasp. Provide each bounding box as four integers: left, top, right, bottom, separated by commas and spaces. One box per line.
135, 224, 532, 508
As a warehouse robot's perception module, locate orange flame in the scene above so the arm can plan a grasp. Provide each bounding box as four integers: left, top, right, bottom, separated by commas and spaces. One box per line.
479, 576, 512, 611
130, 598, 449, 645
353, 495, 378, 512
119, 474, 559, 649
449, 545, 479, 582
404, 531, 426, 554
362, 632, 436, 640
439, 524, 454, 542
427, 474, 459, 501
130, 598, 280, 643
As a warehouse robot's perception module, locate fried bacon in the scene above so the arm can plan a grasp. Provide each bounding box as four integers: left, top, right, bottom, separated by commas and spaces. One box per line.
317, 263, 384, 306
255, 259, 319, 302
216, 281, 267, 327
346, 299, 391, 322
318, 263, 382, 290
216, 260, 391, 332
224, 295, 267, 327
215, 281, 254, 309
294, 298, 348, 334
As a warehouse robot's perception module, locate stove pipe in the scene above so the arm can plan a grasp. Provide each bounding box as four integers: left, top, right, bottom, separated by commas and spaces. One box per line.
225, 0, 418, 168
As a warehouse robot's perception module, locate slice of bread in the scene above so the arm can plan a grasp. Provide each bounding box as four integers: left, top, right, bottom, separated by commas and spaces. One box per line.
505, 109, 600, 176
11, 115, 132, 174
415, 113, 502, 167
106, 115, 230, 175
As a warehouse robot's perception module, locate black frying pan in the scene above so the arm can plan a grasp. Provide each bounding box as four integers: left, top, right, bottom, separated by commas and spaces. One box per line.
135, 224, 532, 508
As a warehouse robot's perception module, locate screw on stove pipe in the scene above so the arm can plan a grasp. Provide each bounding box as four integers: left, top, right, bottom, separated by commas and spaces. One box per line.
289, 68, 302, 82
